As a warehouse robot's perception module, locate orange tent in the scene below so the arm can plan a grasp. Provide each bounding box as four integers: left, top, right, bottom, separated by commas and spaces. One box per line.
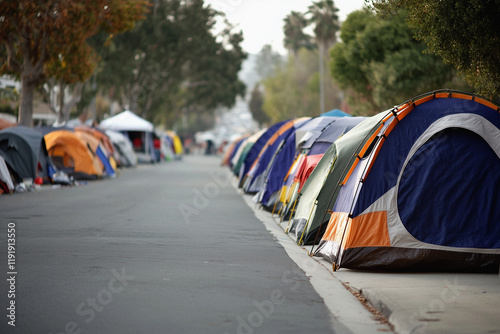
74, 131, 104, 158
75, 127, 119, 170
44, 130, 103, 179
75, 126, 116, 157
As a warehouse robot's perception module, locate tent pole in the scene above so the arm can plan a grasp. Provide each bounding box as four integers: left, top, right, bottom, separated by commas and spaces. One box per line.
271, 186, 284, 215
296, 200, 317, 244
284, 192, 300, 230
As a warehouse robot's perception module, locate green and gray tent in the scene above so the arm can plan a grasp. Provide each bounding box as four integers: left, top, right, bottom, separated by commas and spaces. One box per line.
287, 112, 388, 245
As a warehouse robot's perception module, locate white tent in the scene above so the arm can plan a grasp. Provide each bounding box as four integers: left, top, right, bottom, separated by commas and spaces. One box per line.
100, 110, 154, 132
100, 110, 155, 163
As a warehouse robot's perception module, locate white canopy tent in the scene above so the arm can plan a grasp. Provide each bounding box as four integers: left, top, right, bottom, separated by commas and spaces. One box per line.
100, 110, 156, 163
101, 110, 154, 132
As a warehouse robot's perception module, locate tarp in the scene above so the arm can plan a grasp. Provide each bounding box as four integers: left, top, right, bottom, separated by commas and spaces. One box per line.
312, 90, 500, 271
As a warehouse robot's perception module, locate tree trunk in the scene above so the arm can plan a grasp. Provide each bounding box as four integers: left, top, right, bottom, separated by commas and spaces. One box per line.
18, 76, 35, 127
57, 80, 65, 124
17, 37, 47, 127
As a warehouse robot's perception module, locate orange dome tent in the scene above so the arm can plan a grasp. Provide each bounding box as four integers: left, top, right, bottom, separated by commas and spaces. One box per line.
44, 130, 103, 180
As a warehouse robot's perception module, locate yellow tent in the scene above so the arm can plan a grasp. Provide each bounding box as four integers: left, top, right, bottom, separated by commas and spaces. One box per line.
166, 130, 183, 155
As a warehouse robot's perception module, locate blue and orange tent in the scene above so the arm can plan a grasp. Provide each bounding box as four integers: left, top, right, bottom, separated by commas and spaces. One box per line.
238, 120, 289, 188
311, 90, 500, 271
243, 118, 309, 194
231, 129, 267, 177
221, 134, 249, 168
256, 116, 339, 210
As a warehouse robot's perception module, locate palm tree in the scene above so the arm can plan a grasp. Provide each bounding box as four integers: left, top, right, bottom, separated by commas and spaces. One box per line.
307, 0, 340, 114
283, 11, 312, 57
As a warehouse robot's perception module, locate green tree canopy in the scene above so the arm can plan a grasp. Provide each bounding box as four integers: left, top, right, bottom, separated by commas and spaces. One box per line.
370, 0, 500, 98
94, 0, 246, 126
283, 11, 312, 56
262, 49, 342, 123
0, 0, 148, 126
330, 9, 465, 115
248, 84, 269, 127
254, 45, 284, 81
307, 0, 340, 115
307, 0, 340, 51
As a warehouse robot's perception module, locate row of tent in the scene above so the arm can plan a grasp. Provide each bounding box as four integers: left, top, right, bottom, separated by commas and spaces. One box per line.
0, 110, 183, 195
223, 90, 500, 272
100, 110, 183, 163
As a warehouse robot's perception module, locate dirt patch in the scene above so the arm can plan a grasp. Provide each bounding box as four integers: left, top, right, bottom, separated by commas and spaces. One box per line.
341, 281, 395, 332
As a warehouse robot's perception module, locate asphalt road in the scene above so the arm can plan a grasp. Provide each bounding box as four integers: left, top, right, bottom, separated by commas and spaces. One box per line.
0, 155, 345, 334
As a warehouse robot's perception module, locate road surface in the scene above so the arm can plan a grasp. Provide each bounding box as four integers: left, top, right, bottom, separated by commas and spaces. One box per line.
0, 155, 350, 334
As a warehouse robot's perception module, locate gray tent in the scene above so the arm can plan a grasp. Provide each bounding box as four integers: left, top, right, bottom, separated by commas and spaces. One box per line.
105, 130, 138, 167
287, 113, 386, 245
0, 126, 55, 182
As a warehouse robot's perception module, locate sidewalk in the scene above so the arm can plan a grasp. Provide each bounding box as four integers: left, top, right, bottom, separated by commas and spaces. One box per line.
329, 268, 500, 334
236, 183, 500, 334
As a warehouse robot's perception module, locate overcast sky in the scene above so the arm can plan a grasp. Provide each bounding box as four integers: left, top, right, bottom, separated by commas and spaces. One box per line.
204, 0, 367, 55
